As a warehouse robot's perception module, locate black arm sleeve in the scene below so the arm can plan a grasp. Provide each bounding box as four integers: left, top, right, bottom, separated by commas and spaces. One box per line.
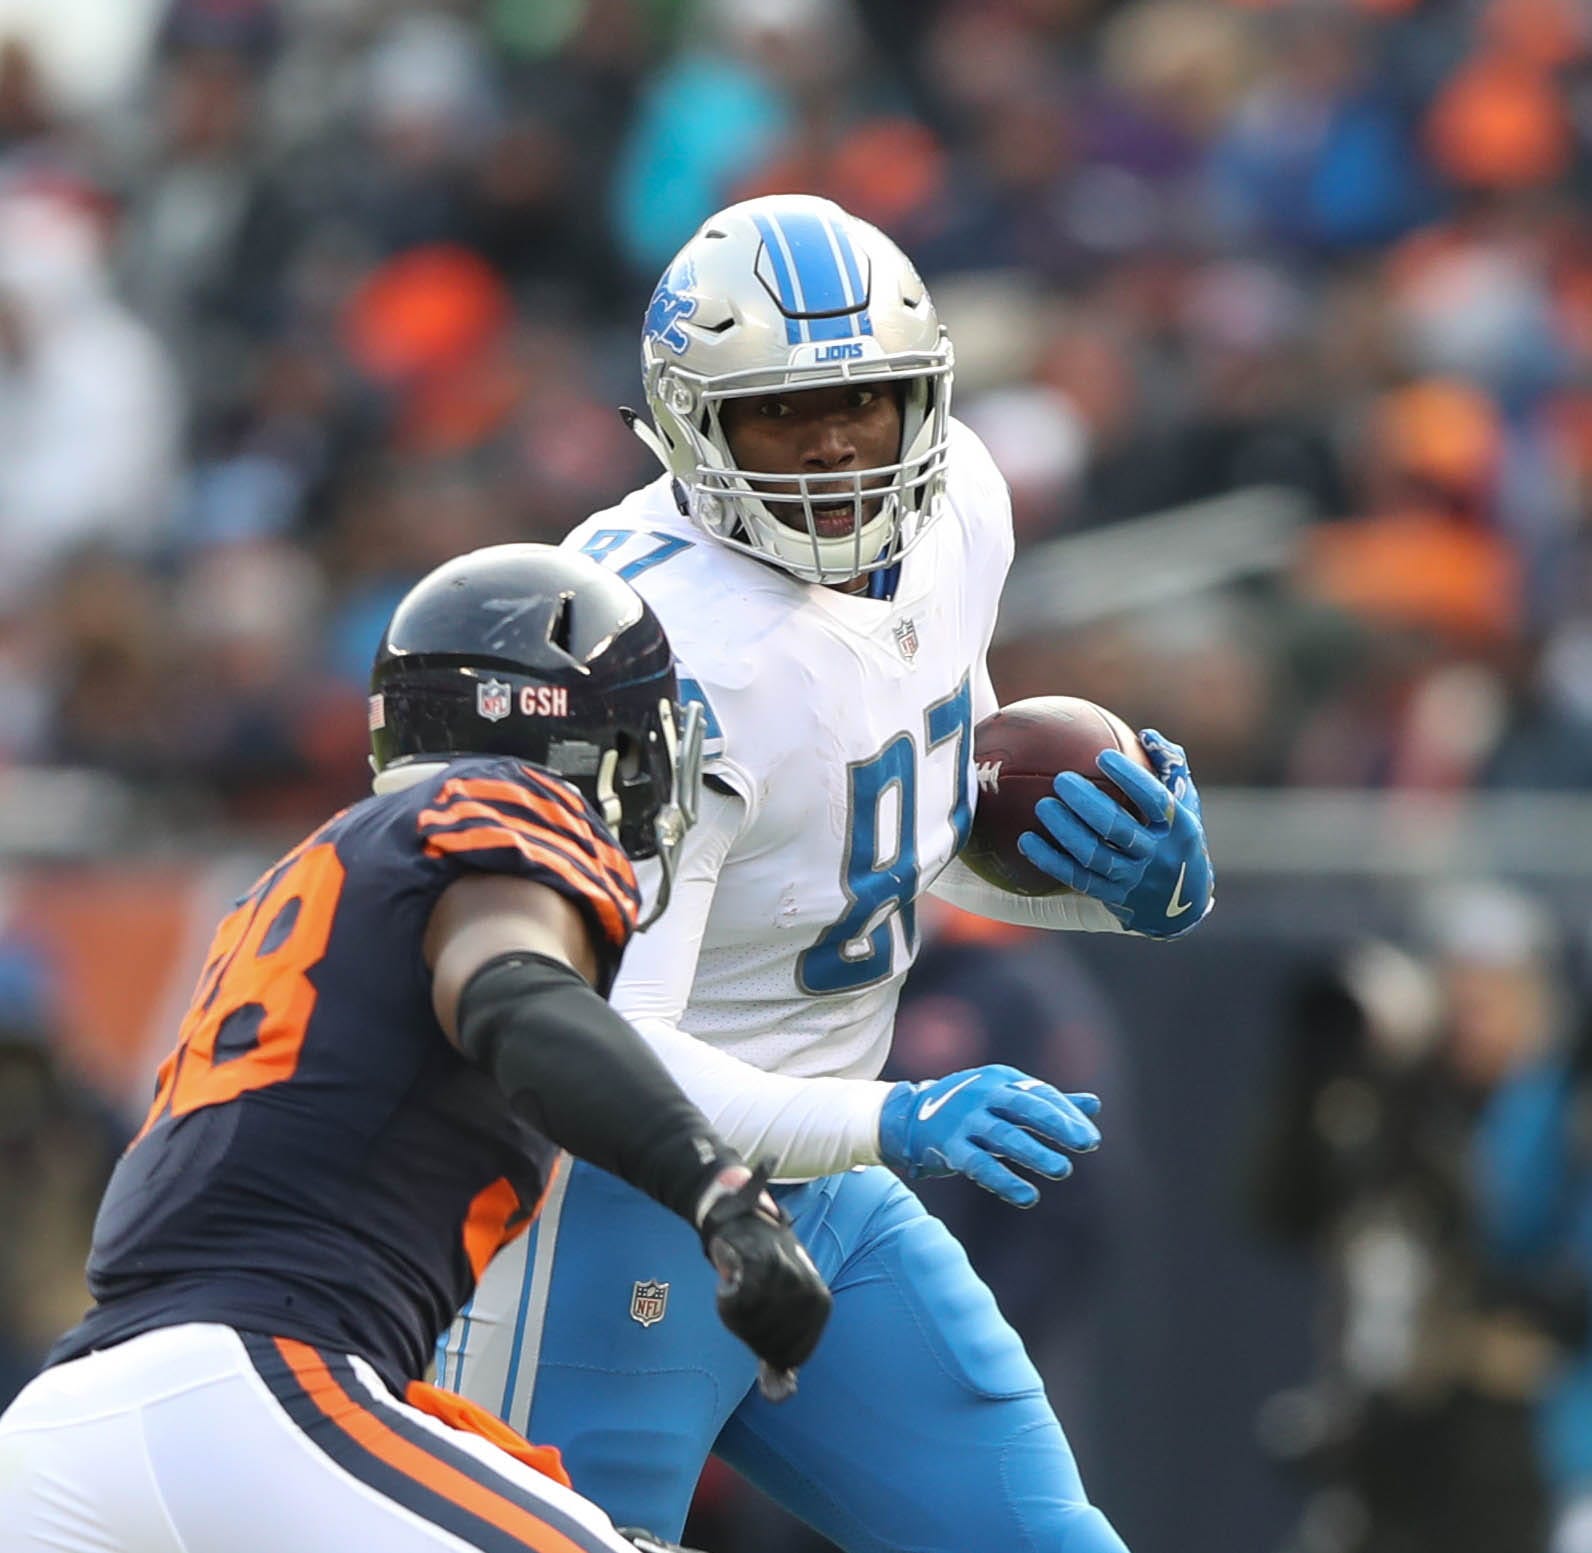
456, 951, 737, 1226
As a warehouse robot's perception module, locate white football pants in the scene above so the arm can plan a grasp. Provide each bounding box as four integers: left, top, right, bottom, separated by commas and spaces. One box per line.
0, 1323, 638, 1553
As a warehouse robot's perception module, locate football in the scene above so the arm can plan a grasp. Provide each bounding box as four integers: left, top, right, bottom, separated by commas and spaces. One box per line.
961, 696, 1156, 897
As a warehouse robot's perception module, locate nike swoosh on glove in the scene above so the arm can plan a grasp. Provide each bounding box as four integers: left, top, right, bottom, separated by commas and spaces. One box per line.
1016, 726, 1214, 940
878, 1064, 1103, 1208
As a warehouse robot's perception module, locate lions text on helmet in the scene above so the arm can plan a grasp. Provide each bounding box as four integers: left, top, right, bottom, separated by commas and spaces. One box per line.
632, 194, 954, 586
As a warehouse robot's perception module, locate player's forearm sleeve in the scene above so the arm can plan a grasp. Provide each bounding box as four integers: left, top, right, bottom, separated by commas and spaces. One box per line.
628, 1014, 894, 1180
928, 854, 1127, 933
456, 951, 730, 1225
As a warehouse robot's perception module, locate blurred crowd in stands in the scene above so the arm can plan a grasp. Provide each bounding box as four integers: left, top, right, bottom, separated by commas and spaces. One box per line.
0, 0, 1586, 835
1249, 881, 1592, 1553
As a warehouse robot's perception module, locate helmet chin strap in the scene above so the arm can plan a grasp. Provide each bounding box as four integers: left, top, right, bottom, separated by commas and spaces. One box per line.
621, 406, 674, 472
636, 699, 704, 932
593, 748, 624, 834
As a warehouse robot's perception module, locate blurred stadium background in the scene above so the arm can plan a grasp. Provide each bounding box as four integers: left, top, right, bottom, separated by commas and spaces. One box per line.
0, 1, 1589, 1550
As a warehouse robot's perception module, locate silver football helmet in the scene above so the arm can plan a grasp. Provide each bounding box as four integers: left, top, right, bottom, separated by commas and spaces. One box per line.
632, 194, 954, 584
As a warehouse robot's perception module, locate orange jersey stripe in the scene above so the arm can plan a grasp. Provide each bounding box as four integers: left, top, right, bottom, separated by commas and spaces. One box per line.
419, 798, 607, 883
440, 770, 637, 895
461, 1177, 528, 1283
461, 1156, 564, 1286
423, 825, 629, 944
421, 797, 637, 920
418, 800, 631, 923
510, 768, 631, 856
442, 766, 585, 811
434, 774, 596, 853
403, 1381, 572, 1490
432, 775, 637, 901
511, 795, 638, 905
271, 1339, 589, 1553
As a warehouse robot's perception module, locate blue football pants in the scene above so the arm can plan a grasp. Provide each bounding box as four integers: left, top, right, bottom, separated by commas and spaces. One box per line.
439, 1160, 1126, 1553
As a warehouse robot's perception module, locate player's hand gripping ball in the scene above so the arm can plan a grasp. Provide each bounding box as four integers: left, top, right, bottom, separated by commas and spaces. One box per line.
697, 1162, 832, 1401
962, 697, 1213, 939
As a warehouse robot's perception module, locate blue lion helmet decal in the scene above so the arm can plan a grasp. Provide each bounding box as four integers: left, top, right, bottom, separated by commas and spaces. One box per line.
645, 259, 697, 356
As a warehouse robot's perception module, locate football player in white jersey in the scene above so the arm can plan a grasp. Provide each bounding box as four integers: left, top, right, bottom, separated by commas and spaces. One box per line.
439, 195, 1214, 1553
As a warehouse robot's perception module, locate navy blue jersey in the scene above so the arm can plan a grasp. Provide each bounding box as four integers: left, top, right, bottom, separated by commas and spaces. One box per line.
51, 757, 640, 1391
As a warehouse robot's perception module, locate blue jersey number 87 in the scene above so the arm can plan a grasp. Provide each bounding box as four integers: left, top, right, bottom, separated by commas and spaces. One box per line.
798, 676, 973, 995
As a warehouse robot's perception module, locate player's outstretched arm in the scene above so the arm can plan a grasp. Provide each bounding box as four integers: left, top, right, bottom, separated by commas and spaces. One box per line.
426, 873, 831, 1392
609, 782, 900, 1180
1017, 728, 1214, 940
877, 1066, 1103, 1208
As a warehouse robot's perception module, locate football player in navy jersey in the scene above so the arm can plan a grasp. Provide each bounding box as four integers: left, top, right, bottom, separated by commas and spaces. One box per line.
0, 544, 830, 1553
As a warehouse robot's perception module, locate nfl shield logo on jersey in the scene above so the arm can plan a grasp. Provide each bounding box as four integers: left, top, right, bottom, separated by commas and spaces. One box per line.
476, 679, 512, 722
892, 617, 919, 662
630, 1279, 669, 1327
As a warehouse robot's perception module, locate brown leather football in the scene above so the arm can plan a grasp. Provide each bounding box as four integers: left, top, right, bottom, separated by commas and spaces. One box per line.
961, 696, 1155, 897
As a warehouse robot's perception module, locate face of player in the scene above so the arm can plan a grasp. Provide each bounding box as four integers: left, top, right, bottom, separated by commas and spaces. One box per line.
719, 382, 904, 540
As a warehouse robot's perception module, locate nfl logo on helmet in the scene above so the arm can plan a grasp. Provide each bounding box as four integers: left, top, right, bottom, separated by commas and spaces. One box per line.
477, 679, 512, 722
630, 1279, 669, 1327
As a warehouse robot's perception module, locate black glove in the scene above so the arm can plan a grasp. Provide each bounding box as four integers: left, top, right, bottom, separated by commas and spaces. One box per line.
696, 1161, 832, 1401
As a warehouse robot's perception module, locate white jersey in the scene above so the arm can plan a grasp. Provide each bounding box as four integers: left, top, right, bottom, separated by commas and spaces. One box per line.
563, 418, 1012, 1083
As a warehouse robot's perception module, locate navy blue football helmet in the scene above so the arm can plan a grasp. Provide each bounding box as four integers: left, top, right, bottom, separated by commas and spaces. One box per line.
371, 544, 702, 925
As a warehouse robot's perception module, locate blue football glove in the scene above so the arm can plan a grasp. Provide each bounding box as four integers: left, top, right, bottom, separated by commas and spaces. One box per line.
1017, 727, 1214, 940
878, 1064, 1103, 1209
